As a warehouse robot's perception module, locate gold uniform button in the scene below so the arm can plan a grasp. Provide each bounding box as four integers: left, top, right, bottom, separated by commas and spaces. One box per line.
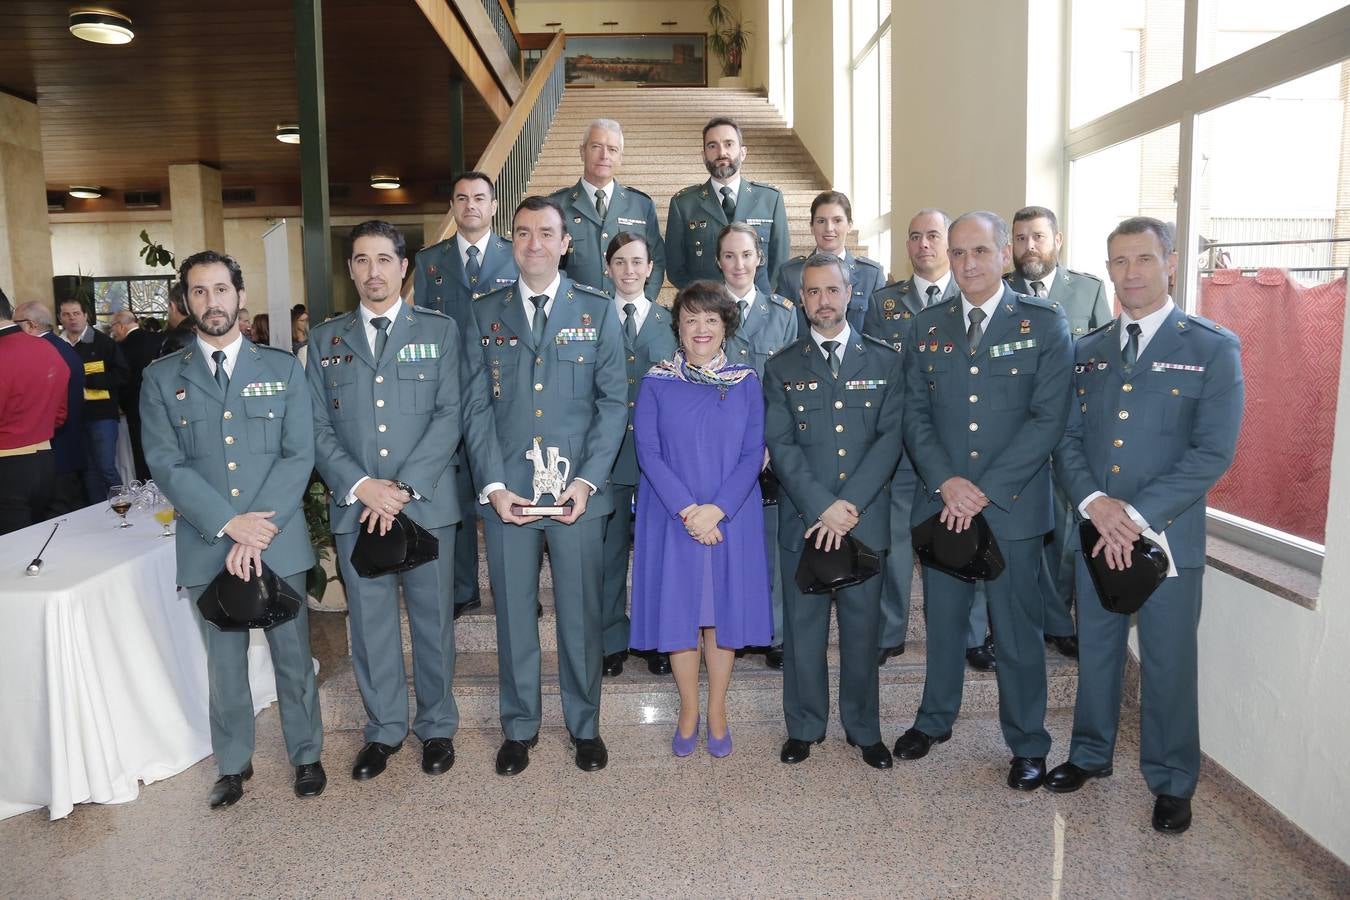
834, 400, 843, 410
536, 357, 544, 365
969, 422, 979, 432
1111, 464, 1121, 473
535, 409, 543, 417
577, 356, 585, 363
834, 424, 844, 433
837, 448, 846, 457
267, 411, 274, 418
970, 450, 979, 459
375, 375, 384, 384
534, 435, 542, 443
379, 448, 389, 457
1010, 367, 1019, 375
535, 383, 543, 391
740, 349, 748, 356
864, 401, 872, 408
797, 405, 805, 412
378, 424, 387, 433
227, 461, 237, 471
969, 366, 979, 375
376, 399, 385, 408
1122, 383, 1133, 392
224, 435, 235, 445
969, 394, 978, 403
230, 488, 240, 497
1078, 388, 1085, 396
628, 378, 635, 385
627, 424, 634, 431
418, 373, 425, 380
627, 356, 636, 364
1118, 410, 1129, 420
222, 410, 233, 420
628, 401, 635, 408
1113, 439, 1124, 448
1171, 388, 1181, 396
927, 364, 935, 372
838, 472, 847, 480
1012, 494, 1019, 501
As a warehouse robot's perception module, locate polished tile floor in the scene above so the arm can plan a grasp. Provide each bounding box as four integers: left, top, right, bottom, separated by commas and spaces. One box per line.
4, 708, 1347, 898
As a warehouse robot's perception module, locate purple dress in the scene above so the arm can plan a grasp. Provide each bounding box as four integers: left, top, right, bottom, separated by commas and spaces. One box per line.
629, 372, 773, 652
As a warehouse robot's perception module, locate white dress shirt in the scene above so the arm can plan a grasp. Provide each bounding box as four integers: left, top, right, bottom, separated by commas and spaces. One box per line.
913, 271, 952, 304
615, 293, 651, 334
1026, 266, 1059, 295
810, 323, 852, 369
710, 174, 743, 207
581, 178, 615, 213
457, 233, 492, 271
198, 333, 244, 379
729, 285, 757, 319
960, 281, 1006, 326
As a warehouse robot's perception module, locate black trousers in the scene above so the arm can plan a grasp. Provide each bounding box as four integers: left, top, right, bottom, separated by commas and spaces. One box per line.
0, 451, 56, 535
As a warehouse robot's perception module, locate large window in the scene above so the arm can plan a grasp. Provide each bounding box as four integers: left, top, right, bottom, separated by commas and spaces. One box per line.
848, 0, 892, 271
1067, 2, 1350, 564
93, 276, 174, 326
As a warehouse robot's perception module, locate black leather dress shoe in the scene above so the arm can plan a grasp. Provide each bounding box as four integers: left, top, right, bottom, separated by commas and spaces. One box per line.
877, 644, 905, 666
570, 735, 609, 772
893, 727, 951, 760
647, 652, 671, 675
1044, 761, 1113, 793
966, 637, 996, 671
453, 598, 482, 620
765, 647, 785, 670
1045, 633, 1079, 658
495, 735, 538, 776
207, 762, 252, 809
779, 736, 824, 763
1153, 794, 1193, 834
421, 737, 455, 775
603, 651, 626, 677
351, 741, 402, 781
294, 762, 327, 797
846, 736, 894, 769
1007, 756, 1048, 791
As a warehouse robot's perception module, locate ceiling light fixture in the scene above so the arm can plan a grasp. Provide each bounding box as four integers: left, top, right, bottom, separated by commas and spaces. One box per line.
68, 8, 134, 45
68, 186, 104, 200
369, 174, 401, 190
275, 124, 301, 144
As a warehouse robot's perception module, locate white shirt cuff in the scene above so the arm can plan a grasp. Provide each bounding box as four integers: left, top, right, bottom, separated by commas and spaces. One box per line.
479, 482, 505, 505
575, 478, 597, 495
345, 475, 370, 506
1077, 491, 1106, 518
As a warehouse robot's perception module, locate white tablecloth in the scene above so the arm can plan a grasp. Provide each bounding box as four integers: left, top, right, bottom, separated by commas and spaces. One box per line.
0, 504, 277, 821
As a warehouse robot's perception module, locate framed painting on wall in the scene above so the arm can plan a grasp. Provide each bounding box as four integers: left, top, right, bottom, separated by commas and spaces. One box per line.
561, 34, 707, 87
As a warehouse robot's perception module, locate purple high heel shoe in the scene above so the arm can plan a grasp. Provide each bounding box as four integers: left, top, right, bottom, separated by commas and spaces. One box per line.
672, 716, 700, 757
707, 721, 733, 758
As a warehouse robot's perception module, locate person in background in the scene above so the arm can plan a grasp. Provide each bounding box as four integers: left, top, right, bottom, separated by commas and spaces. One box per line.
111, 308, 163, 481
291, 305, 309, 353
14, 301, 86, 515
629, 281, 771, 758
158, 282, 196, 357
237, 306, 254, 340
253, 313, 271, 347
774, 190, 885, 335
0, 289, 69, 533
59, 298, 128, 503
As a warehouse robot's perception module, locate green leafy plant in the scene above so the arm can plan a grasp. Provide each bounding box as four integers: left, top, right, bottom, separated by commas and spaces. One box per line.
138, 230, 175, 270
708, 1, 751, 77
303, 478, 340, 599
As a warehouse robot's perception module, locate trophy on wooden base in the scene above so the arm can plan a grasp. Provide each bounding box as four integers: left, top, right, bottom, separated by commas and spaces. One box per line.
511, 437, 575, 517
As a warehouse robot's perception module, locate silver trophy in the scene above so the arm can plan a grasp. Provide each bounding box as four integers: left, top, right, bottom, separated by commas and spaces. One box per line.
513, 437, 574, 516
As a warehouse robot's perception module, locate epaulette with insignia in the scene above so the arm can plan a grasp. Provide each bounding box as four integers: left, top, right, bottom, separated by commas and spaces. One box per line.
255, 341, 294, 356
1184, 314, 1229, 336
674, 184, 697, 197
146, 350, 182, 369
767, 340, 801, 362
623, 185, 652, 200
1082, 319, 1117, 340
860, 333, 897, 352
769, 293, 794, 311
477, 284, 513, 303
411, 306, 451, 320
571, 282, 609, 298
1065, 267, 1105, 285
1019, 294, 1060, 312
747, 179, 783, 195
416, 236, 456, 257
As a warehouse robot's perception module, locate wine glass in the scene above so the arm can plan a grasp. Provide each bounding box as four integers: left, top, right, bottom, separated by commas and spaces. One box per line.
151, 492, 176, 538
108, 484, 134, 528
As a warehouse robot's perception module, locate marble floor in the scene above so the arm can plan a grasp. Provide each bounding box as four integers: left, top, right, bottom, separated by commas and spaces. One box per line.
3, 708, 1347, 899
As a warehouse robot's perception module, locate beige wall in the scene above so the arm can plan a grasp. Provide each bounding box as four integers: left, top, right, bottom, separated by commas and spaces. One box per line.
0, 93, 55, 307
790, 0, 845, 183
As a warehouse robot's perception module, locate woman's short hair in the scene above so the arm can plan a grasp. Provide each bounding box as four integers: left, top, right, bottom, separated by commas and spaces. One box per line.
670, 280, 740, 346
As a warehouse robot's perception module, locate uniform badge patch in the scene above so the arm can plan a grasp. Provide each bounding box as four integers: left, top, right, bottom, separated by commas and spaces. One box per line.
1020, 319, 1032, 335
808, 380, 818, 391
508, 337, 518, 347
883, 298, 896, 311
927, 325, 938, 336
331, 336, 341, 346
175, 388, 186, 400
581, 313, 592, 326
397, 343, 440, 361
795, 381, 805, 391
943, 343, 953, 354
496, 337, 504, 345
988, 339, 1037, 358
481, 337, 490, 346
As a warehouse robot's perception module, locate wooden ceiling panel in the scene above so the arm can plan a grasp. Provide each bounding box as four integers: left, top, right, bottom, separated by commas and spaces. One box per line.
0, 0, 497, 197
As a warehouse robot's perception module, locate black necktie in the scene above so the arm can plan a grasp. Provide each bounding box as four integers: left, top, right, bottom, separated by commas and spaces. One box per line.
738, 299, 750, 322
925, 285, 940, 307
595, 188, 607, 220
966, 307, 986, 355
1030, 280, 1047, 298
465, 245, 481, 286
822, 340, 840, 377
529, 295, 548, 347
623, 302, 637, 347
720, 185, 735, 220
212, 350, 229, 393
1124, 322, 1142, 366
371, 316, 390, 361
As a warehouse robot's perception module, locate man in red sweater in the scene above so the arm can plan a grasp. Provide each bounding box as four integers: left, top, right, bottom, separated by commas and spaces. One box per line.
0, 290, 70, 534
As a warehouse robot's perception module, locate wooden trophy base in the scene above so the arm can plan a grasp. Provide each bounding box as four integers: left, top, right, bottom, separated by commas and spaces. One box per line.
511, 500, 575, 517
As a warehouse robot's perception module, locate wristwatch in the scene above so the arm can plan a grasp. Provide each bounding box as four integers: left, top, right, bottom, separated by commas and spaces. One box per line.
393, 481, 415, 498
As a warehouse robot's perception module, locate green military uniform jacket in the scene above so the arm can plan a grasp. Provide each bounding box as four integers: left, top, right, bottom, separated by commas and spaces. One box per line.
413, 232, 518, 330
775, 252, 885, 335
549, 180, 667, 301
727, 288, 799, 377
763, 330, 905, 552
1006, 267, 1112, 341
665, 178, 790, 293
862, 275, 961, 350
611, 302, 677, 487
306, 302, 464, 535
140, 339, 315, 586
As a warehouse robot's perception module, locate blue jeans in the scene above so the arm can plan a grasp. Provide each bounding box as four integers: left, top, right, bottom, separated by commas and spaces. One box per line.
82, 418, 121, 503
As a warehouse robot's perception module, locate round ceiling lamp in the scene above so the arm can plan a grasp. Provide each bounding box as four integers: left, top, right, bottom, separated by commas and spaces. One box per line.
275, 124, 301, 144
369, 174, 401, 190
68, 186, 104, 200
68, 8, 135, 45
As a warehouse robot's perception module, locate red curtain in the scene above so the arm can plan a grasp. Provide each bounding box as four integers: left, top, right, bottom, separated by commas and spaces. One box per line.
1198, 268, 1346, 544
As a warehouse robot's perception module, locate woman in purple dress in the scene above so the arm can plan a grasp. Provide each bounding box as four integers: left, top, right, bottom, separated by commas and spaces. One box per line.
630, 281, 773, 758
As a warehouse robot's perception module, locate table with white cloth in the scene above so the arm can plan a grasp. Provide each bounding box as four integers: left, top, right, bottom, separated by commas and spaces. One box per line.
0, 503, 278, 821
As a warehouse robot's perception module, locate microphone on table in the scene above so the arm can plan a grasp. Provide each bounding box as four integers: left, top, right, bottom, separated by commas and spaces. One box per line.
25, 522, 61, 576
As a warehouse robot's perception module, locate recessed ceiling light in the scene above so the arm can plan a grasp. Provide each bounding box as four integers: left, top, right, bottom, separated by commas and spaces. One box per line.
369, 175, 401, 190
68, 8, 134, 45
274, 124, 301, 144
68, 186, 103, 199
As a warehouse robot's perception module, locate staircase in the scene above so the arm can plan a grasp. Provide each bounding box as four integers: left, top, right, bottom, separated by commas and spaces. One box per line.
524, 86, 862, 302
317, 86, 1078, 734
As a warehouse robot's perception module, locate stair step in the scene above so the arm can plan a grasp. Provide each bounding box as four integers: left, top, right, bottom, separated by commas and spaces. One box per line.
318, 647, 1079, 732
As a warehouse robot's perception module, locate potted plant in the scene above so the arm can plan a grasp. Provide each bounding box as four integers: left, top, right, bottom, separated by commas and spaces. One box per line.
708, 0, 751, 84
303, 478, 346, 611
